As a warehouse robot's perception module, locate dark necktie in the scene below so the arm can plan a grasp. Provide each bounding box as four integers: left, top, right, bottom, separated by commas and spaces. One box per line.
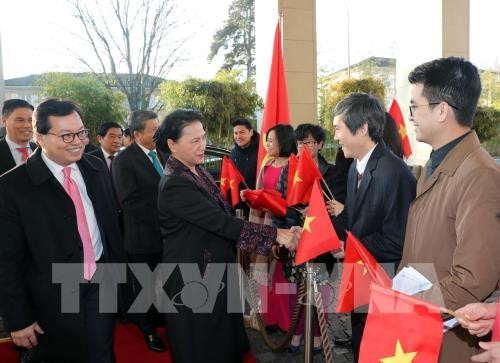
108, 155, 115, 175
357, 172, 363, 189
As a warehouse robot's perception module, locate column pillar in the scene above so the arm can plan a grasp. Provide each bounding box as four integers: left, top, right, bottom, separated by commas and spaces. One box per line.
255, 0, 317, 128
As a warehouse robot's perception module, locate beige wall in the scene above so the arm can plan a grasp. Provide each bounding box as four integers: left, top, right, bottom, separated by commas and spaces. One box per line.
280, 0, 317, 126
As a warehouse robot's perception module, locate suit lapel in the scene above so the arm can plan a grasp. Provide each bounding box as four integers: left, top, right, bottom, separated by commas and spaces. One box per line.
350, 143, 384, 222
131, 143, 161, 180
0, 139, 16, 171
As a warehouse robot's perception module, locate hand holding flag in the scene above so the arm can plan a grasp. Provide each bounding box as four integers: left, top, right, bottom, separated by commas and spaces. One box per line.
294, 179, 341, 265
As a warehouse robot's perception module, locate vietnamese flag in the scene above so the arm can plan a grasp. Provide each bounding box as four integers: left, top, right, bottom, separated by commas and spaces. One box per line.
287, 148, 322, 206
220, 156, 230, 199
227, 158, 245, 207
492, 298, 500, 341
256, 21, 290, 178
389, 99, 412, 159
243, 189, 287, 217
295, 179, 341, 265
336, 231, 392, 313
359, 285, 443, 363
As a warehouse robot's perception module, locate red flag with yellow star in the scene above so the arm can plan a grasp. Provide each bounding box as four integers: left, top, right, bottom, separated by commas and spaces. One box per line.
227, 158, 245, 207
295, 179, 341, 265
242, 189, 287, 217
256, 21, 290, 178
359, 285, 443, 363
220, 156, 230, 199
389, 99, 412, 159
287, 148, 322, 206
336, 231, 392, 313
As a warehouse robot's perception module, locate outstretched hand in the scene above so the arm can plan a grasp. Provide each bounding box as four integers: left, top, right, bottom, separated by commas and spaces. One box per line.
276, 228, 299, 251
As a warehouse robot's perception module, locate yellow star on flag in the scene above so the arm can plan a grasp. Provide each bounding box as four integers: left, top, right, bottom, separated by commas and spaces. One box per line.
303, 216, 316, 233
356, 260, 367, 276
293, 170, 303, 186
380, 340, 417, 363
398, 124, 408, 140
229, 179, 236, 189
220, 177, 227, 187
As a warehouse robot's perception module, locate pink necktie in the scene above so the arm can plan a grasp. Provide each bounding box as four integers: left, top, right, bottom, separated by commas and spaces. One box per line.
16, 147, 29, 161
62, 167, 96, 280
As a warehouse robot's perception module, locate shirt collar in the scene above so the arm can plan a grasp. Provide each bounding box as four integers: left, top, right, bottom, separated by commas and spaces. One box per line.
5, 135, 30, 150
41, 151, 77, 178
429, 131, 471, 171
101, 147, 113, 159
136, 142, 156, 156
356, 143, 377, 175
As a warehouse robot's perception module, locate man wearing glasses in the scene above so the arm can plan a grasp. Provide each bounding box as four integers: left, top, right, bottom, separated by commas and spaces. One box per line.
0, 99, 126, 363
399, 57, 500, 362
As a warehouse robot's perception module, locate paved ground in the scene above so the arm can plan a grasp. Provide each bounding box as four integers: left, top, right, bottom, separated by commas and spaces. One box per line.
246, 263, 354, 363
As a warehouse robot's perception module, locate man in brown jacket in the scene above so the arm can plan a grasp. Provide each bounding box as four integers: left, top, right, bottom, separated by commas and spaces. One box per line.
399, 57, 500, 362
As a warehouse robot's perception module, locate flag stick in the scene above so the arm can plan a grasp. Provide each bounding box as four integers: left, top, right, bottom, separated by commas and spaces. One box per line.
322, 190, 332, 202
320, 177, 335, 200
440, 306, 458, 318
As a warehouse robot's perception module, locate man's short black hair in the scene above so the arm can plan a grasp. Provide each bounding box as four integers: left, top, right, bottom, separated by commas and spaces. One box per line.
231, 118, 253, 130
33, 99, 84, 134
408, 57, 481, 127
2, 99, 34, 118
97, 122, 123, 137
333, 93, 385, 143
295, 123, 326, 143
124, 128, 131, 137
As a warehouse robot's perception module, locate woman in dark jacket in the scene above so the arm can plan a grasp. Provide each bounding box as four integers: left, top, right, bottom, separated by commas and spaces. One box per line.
155, 109, 297, 363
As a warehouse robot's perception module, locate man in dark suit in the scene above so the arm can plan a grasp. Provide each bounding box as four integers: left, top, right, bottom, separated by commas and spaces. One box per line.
0, 99, 126, 363
89, 122, 123, 174
112, 110, 165, 352
0, 99, 37, 175
332, 93, 416, 360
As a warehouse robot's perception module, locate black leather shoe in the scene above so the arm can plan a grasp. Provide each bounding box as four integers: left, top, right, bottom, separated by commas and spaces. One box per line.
144, 333, 165, 352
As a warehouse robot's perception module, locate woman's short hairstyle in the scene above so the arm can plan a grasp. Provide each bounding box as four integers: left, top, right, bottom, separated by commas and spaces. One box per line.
155, 109, 204, 153
266, 124, 297, 157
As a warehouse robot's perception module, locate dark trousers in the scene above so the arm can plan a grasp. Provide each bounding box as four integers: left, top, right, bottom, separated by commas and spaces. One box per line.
127, 253, 162, 334
29, 265, 115, 363
351, 311, 367, 363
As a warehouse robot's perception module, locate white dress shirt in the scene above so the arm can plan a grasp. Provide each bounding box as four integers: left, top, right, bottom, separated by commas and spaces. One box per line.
136, 142, 162, 170
41, 152, 103, 260
100, 147, 115, 170
5, 135, 33, 166
356, 143, 377, 187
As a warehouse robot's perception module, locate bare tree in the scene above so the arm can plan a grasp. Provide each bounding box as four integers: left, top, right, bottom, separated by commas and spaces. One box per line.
70, 0, 187, 111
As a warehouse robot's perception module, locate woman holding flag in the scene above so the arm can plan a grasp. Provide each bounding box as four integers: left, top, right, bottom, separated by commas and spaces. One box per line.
154, 109, 299, 363
273, 123, 345, 353
242, 124, 297, 333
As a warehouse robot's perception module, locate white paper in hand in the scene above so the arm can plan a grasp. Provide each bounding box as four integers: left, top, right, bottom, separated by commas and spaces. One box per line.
392, 266, 433, 295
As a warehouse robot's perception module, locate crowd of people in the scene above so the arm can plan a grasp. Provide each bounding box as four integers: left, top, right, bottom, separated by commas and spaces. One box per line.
0, 56, 498, 363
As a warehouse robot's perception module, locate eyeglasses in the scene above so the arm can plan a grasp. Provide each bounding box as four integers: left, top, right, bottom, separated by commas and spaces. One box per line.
297, 140, 317, 147
409, 102, 460, 117
46, 129, 89, 143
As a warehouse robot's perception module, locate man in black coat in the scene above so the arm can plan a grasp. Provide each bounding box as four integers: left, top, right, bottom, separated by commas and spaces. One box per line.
112, 110, 165, 352
0, 99, 126, 363
228, 118, 259, 216
0, 99, 37, 175
332, 93, 416, 360
89, 122, 123, 174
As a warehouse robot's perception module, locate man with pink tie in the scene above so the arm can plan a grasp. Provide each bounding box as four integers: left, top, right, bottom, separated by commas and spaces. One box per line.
0, 99, 126, 363
0, 99, 37, 175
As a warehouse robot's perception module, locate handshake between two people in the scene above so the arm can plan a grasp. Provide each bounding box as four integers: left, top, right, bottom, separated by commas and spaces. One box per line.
275, 226, 302, 252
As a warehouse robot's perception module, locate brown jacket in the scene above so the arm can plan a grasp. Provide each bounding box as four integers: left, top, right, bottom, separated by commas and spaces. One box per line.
399, 131, 500, 362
